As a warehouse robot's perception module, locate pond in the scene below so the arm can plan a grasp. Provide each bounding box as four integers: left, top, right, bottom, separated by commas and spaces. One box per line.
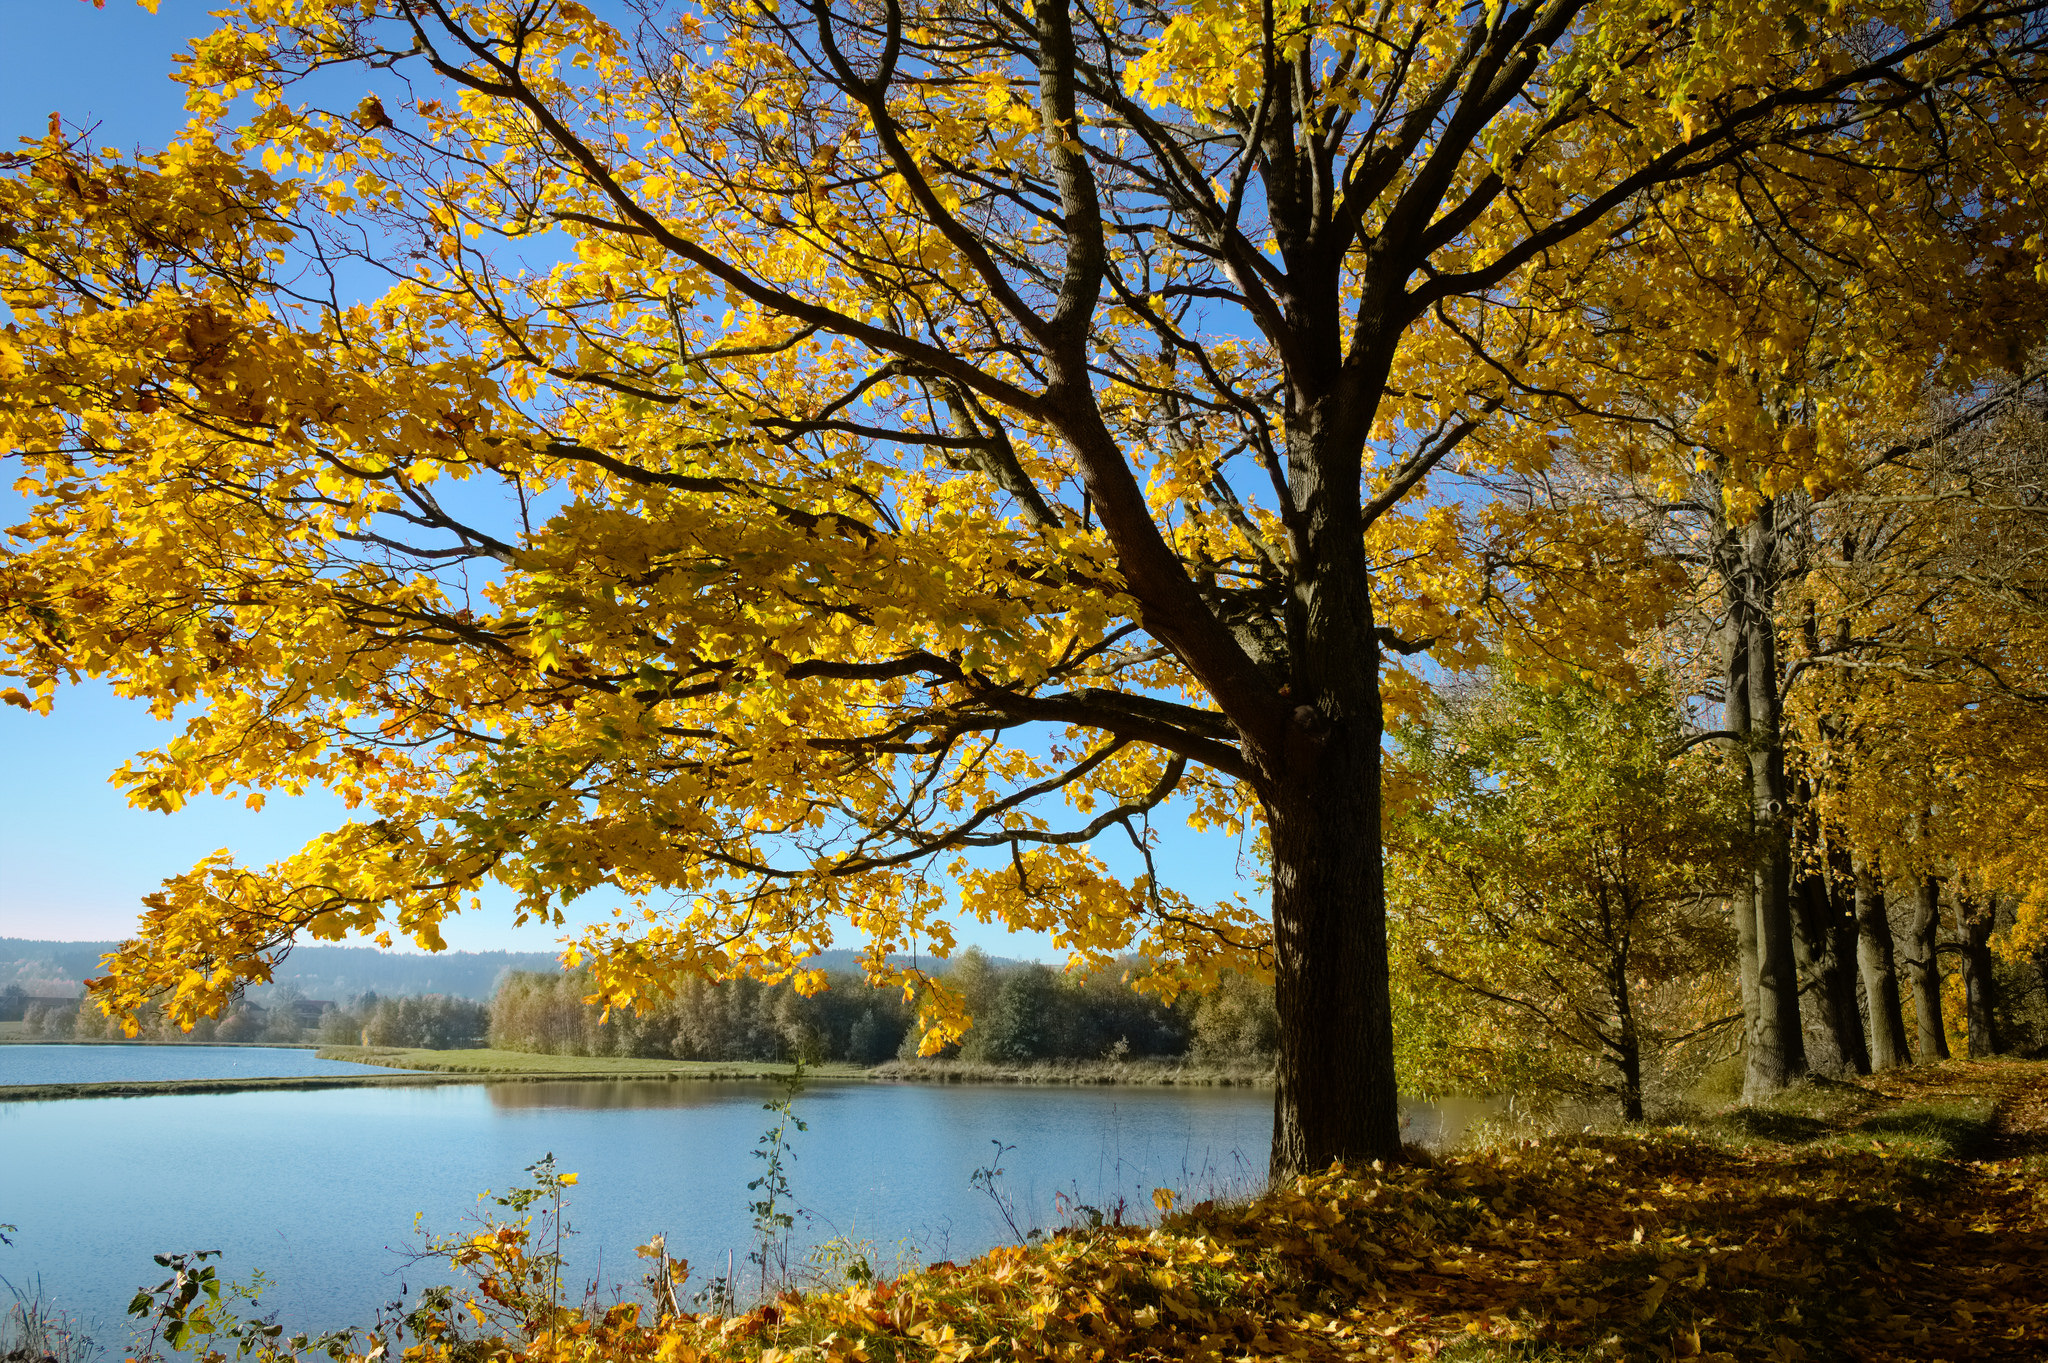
0, 1049, 1483, 1347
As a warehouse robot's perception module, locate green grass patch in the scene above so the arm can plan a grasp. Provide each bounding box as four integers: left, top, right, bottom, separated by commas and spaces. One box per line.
868, 1056, 1273, 1086
318, 1045, 865, 1078
1692, 1075, 1878, 1146
1688, 1073, 1998, 1164
1836, 1097, 1998, 1160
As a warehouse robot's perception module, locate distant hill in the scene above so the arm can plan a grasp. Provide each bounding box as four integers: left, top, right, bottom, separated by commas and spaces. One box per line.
0, 939, 119, 994
0, 938, 562, 1002
0, 940, 1004, 1002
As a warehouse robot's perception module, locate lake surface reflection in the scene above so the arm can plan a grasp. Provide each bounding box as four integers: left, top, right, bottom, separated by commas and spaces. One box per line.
2, 1074, 1274, 1341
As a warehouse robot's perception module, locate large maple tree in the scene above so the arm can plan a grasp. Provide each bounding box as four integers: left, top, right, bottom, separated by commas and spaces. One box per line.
6, 0, 2046, 1172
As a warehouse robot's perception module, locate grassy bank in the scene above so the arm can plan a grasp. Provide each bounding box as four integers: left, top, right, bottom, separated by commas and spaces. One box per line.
0, 1050, 857, 1102
1, 1046, 1264, 1101
869, 1056, 1273, 1085
318, 1045, 865, 1078
251, 1058, 2037, 1363
0, 1065, 840, 1102
324, 1046, 1270, 1085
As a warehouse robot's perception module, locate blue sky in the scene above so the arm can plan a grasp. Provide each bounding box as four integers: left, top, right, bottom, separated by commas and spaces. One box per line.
0, 0, 1264, 960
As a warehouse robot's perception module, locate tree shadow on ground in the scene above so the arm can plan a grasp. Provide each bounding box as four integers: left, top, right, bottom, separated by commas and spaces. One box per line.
1338, 1069, 2048, 1359
1707, 1106, 1832, 1144
1857, 1106, 1991, 1156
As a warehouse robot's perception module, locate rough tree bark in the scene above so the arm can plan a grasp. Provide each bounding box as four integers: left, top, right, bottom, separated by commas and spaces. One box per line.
1953, 889, 2003, 1058
1265, 633, 1400, 1172
1718, 500, 1808, 1099
1732, 876, 1761, 1060
1902, 874, 1951, 1061
1611, 964, 1646, 1123
1827, 867, 1872, 1074
1853, 855, 1912, 1070
1791, 845, 1869, 1076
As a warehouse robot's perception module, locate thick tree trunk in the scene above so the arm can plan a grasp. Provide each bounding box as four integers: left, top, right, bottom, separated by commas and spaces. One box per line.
1741, 521, 1807, 1098
1853, 857, 1911, 1071
1902, 874, 1951, 1061
1268, 771, 1401, 1174
1266, 390, 1403, 1178
1792, 865, 1867, 1077
1718, 499, 1806, 1101
1954, 891, 2002, 1058
1747, 824, 1808, 1099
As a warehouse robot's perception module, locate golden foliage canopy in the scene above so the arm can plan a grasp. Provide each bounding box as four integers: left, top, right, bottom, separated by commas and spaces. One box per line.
4, 0, 2044, 1050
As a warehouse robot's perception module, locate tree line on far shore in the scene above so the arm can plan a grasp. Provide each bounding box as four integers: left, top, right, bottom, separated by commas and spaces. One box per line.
12, 984, 489, 1050
485, 952, 1278, 1067
10, 954, 1280, 1067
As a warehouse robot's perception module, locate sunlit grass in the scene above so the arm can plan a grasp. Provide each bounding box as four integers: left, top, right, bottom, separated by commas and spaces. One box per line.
318, 1044, 863, 1078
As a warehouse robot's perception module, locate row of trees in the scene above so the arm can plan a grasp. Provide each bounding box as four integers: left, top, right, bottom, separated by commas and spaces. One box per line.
9, 0, 2048, 1171
1383, 666, 2048, 1123
21, 955, 1268, 1063
29, 992, 307, 1043
20, 988, 487, 1048
320, 993, 490, 1049
486, 955, 1277, 1066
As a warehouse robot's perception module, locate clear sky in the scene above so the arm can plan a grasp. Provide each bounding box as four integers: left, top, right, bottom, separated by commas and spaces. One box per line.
0, 0, 1264, 960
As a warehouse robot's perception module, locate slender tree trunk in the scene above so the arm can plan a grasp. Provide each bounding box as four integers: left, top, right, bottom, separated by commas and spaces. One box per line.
1828, 867, 1871, 1074
1854, 856, 1911, 1070
1748, 823, 1808, 1098
1722, 610, 1760, 1071
1613, 971, 1644, 1123
1954, 890, 2002, 1058
1902, 874, 1951, 1061
1733, 876, 1760, 1060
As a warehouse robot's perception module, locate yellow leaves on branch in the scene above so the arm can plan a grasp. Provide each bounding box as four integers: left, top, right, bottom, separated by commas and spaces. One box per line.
12, 0, 2047, 1043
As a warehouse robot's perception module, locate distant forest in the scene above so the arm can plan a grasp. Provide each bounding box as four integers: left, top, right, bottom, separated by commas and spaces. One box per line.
484, 952, 1279, 1066
0, 939, 980, 1004
8, 939, 1277, 1065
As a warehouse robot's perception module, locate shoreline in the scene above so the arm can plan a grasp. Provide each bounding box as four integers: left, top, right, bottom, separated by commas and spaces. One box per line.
0, 1044, 1275, 1101
333, 1045, 1273, 1087
0, 1066, 829, 1103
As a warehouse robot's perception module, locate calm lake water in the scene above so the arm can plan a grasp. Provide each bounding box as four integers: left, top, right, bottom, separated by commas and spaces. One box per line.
0, 1043, 412, 1085
1, 1048, 1275, 1343
1, 1048, 1479, 1347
